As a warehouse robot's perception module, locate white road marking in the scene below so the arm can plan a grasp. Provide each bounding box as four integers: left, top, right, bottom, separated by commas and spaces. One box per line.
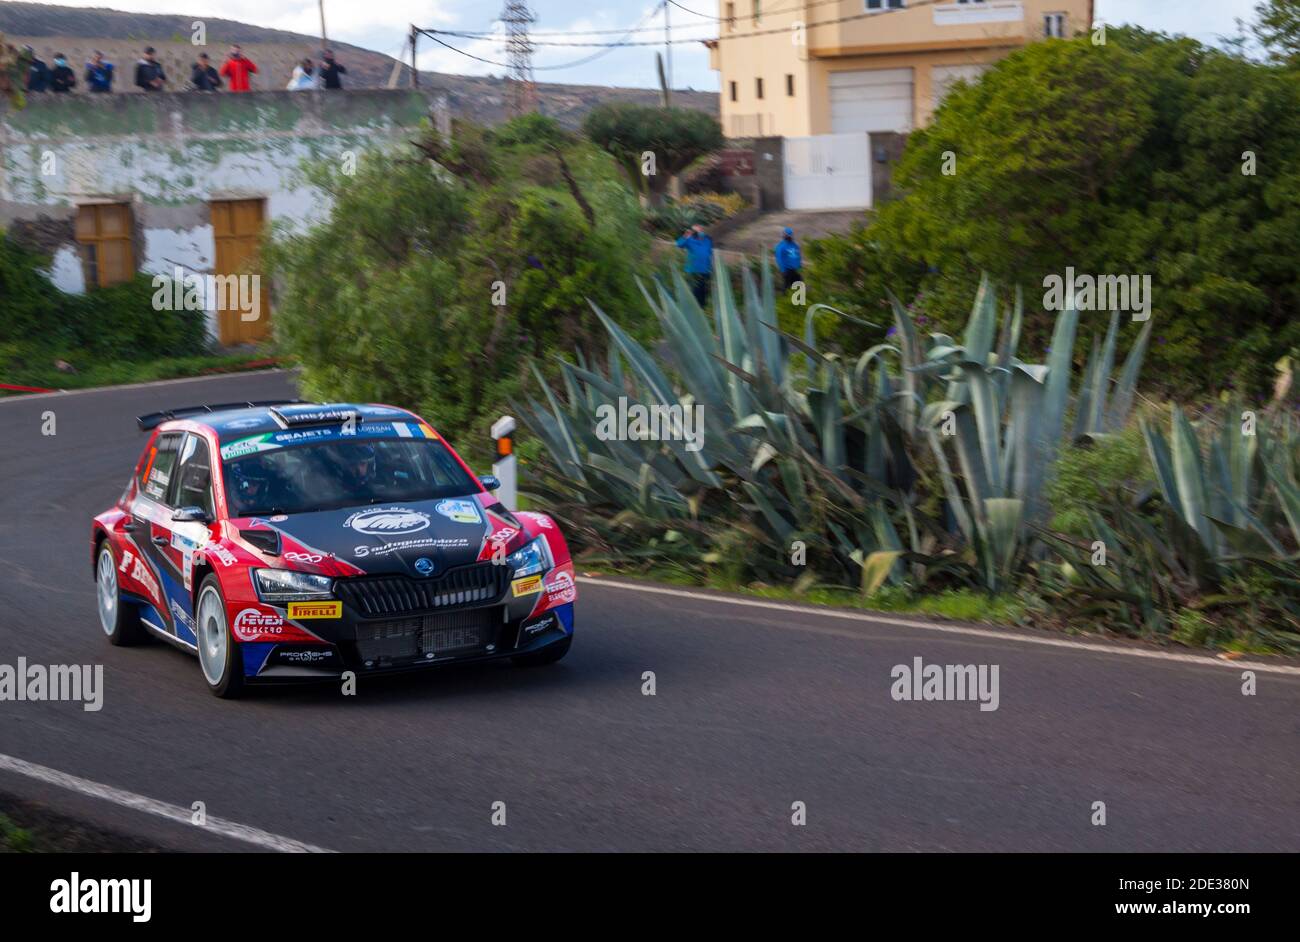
0, 369, 291, 405
579, 577, 1300, 677
0, 753, 334, 853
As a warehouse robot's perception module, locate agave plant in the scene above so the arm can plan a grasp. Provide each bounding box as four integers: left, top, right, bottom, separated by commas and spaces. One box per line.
519, 259, 1152, 594
910, 281, 1151, 591
1142, 404, 1300, 560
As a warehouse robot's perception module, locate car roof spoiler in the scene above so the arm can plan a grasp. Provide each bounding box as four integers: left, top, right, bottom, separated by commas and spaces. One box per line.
136, 400, 306, 432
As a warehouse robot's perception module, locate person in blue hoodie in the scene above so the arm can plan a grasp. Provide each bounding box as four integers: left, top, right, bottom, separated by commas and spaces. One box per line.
774, 227, 803, 291
85, 51, 114, 93
675, 224, 714, 307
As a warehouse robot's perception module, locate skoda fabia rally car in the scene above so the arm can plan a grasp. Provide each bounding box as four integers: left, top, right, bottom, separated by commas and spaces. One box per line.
91, 401, 576, 697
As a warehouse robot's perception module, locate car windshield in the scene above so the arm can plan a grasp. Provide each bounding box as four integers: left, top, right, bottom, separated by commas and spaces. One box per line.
222, 437, 479, 517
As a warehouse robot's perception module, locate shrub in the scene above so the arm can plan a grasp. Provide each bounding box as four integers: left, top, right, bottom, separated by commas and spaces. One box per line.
583, 104, 723, 204
0, 233, 205, 384
1046, 422, 1155, 536
804, 26, 1300, 400
264, 116, 654, 463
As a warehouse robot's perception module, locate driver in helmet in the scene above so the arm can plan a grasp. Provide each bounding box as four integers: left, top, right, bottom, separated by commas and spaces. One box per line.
228, 460, 274, 515
335, 441, 379, 496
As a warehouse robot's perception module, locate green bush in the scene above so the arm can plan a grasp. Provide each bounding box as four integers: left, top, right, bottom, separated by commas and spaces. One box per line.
0, 233, 206, 385
264, 115, 654, 464
804, 26, 1300, 400
1046, 422, 1155, 536
645, 192, 746, 236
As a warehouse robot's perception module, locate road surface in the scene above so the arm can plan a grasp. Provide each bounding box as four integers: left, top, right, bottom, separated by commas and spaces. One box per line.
0, 372, 1296, 851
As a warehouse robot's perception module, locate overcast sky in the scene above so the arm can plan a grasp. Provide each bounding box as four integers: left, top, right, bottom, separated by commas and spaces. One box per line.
28, 0, 1267, 89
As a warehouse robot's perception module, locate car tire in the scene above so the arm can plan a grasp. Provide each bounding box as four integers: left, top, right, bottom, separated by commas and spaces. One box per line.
195, 574, 245, 699
96, 542, 147, 646
512, 635, 572, 667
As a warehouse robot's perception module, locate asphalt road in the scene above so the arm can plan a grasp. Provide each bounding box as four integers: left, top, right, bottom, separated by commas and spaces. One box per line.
0, 372, 1297, 852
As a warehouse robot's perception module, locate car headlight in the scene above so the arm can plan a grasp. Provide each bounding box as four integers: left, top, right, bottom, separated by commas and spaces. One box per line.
253, 568, 334, 602
506, 536, 552, 578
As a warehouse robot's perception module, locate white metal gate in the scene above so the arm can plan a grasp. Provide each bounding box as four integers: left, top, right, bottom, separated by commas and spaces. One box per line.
782, 133, 871, 211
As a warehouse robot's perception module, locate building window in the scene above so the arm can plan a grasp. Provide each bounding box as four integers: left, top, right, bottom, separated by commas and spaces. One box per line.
729, 81, 738, 102
756, 77, 764, 100
726, 2, 736, 30
786, 74, 795, 96
1044, 12, 1067, 37
75, 203, 135, 288
866, 0, 905, 10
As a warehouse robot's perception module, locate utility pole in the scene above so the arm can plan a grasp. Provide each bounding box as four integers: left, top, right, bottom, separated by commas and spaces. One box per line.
663, 0, 672, 105
501, 0, 538, 116
318, 0, 328, 53
410, 25, 419, 87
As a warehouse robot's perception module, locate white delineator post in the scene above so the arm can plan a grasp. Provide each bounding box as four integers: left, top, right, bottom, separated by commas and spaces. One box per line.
491, 415, 518, 510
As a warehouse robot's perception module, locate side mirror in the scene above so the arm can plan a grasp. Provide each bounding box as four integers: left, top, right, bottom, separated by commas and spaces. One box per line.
478, 475, 501, 492
171, 506, 212, 524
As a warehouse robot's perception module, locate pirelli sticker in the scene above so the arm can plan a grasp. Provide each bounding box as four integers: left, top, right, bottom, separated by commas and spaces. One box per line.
288, 601, 342, 619
511, 575, 543, 597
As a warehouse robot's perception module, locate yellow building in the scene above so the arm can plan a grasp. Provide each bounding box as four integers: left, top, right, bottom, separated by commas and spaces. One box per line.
710, 0, 1095, 139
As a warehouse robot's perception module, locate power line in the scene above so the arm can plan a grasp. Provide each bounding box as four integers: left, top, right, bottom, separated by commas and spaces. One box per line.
445, 0, 849, 39
417, 2, 668, 73
432, 0, 959, 48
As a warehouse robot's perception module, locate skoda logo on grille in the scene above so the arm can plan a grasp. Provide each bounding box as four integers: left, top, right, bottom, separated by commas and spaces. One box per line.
413, 557, 435, 576
344, 506, 431, 537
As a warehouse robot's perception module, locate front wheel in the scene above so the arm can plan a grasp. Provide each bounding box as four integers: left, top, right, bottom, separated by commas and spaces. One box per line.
512, 636, 572, 667
96, 542, 146, 646
195, 575, 245, 699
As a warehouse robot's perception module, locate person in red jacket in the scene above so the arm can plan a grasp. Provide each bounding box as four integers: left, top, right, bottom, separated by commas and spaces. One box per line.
219, 44, 258, 92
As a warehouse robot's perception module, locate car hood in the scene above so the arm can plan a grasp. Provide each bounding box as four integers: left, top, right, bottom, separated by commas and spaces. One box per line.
230, 495, 522, 579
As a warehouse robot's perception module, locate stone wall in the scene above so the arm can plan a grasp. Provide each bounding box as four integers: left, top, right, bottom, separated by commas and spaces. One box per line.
0, 88, 444, 337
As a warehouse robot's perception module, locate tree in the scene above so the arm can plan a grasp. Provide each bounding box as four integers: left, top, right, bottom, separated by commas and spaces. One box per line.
807, 27, 1300, 398
0, 33, 25, 106
1254, 0, 1300, 65
264, 116, 653, 457
582, 104, 723, 206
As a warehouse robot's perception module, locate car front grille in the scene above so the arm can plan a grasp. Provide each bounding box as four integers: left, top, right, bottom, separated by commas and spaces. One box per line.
335, 563, 509, 617
354, 606, 501, 664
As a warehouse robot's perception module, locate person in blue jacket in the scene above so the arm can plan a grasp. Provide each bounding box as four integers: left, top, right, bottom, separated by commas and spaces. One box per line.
675, 224, 714, 307
85, 51, 115, 93
774, 227, 803, 291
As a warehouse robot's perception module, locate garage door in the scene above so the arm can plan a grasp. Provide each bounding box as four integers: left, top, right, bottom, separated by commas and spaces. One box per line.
830, 68, 914, 134
783, 133, 871, 211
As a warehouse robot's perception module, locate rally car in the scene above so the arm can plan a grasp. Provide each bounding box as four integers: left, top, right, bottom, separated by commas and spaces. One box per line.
91, 400, 575, 698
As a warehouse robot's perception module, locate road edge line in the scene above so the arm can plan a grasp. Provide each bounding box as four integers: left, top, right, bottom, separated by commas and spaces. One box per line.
578, 577, 1300, 676
0, 368, 292, 405
0, 753, 334, 853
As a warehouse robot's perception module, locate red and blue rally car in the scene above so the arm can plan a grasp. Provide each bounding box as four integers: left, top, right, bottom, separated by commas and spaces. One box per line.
91, 401, 575, 698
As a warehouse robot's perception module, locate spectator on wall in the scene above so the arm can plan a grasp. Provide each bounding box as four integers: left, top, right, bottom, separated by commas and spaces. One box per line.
191, 53, 222, 91
287, 58, 317, 90
24, 47, 50, 93
135, 47, 166, 91
85, 51, 114, 93
49, 53, 76, 93
219, 45, 258, 92
319, 49, 346, 89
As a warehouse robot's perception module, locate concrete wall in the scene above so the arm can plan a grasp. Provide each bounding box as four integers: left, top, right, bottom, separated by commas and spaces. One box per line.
0, 89, 444, 339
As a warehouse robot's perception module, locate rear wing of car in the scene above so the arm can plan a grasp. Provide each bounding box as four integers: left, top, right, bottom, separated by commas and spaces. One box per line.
136, 400, 304, 432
